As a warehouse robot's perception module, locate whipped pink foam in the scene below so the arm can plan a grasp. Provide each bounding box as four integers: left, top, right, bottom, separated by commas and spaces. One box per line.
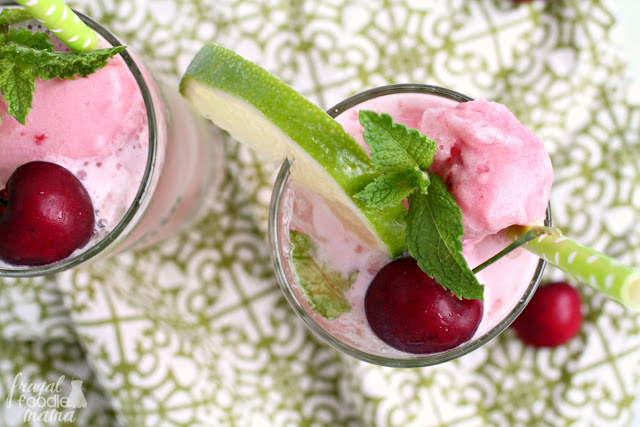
0, 30, 148, 260
281, 91, 552, 357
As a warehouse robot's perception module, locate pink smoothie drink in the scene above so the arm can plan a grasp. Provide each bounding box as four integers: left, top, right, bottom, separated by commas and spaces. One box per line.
273, 87, 552, 363
0, 11, 223, 275
0, 44, 148, 243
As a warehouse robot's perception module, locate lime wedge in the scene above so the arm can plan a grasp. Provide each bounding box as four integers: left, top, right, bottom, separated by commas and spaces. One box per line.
179, 43, 406, 257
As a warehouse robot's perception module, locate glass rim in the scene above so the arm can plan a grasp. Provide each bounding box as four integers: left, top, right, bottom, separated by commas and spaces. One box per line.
0, 2, 158, 277
268, 83, 550, 367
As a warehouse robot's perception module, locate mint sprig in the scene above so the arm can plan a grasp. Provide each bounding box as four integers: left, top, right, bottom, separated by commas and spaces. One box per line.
405, 177, 484, 300
355, 110, 484, 300
289, 230, 358, 320
359, 110, 437, 173
0, 24, 125, 125
0, 9, 32, 26
355, 169, 427, 208
354, 111, 433, 209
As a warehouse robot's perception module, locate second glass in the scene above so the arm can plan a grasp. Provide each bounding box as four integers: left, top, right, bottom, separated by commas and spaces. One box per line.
0, 3, 224, 277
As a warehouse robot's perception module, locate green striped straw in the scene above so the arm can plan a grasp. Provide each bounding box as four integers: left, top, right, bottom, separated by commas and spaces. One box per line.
507, 225, 640, 311
16, 0, 97, 51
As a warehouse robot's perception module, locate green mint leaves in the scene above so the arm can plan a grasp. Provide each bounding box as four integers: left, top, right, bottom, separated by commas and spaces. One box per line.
354, 169, 427, 208
0, 11, 125, 125
405, 178, 484, 300
360, 110, 436, 173
355, 110, 484, 300
289, 230, 358, 320
0, 9, 32, 26
354, 111, 433, 207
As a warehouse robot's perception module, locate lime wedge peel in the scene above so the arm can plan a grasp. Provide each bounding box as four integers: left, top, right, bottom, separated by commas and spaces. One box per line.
179, 43, 406, 257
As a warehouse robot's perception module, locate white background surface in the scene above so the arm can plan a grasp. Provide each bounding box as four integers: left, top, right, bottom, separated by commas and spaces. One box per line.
618, 1, 640, 88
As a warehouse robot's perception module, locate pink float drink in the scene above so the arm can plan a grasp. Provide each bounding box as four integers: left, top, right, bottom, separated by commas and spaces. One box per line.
270, 84, 552, 366
0, 5, 224, 276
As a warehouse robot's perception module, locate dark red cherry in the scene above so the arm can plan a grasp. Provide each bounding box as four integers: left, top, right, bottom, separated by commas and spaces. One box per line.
365, 257, 483, 354
0, 161, 95, 266
512, 281, 583, 347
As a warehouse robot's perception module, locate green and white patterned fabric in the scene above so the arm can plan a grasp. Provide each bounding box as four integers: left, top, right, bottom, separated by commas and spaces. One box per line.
2, 0, 640, 425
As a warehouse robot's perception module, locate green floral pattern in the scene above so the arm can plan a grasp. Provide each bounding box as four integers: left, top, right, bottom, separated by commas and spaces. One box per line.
2, 0, 640, 426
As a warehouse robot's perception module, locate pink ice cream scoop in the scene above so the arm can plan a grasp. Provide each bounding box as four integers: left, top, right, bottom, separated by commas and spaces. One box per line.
419, 99, 553, 242
0, 56, 145, 183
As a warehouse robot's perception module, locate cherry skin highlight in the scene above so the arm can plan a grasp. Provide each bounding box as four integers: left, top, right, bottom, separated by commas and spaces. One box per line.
365, 257, 483, 354
0, 161, 95, 266
511, 281, 583, 347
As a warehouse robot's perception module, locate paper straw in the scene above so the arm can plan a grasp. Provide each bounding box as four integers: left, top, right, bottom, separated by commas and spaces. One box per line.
15, 0, 97, 51
507, 225, 640, 311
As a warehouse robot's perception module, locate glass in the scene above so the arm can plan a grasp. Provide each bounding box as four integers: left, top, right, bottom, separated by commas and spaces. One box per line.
0, 2, 224, 277
269, 84, 550, 367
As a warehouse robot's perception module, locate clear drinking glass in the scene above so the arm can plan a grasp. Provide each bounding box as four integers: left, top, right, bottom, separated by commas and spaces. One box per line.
269, 84, 550, 367
0, 2, 224, 277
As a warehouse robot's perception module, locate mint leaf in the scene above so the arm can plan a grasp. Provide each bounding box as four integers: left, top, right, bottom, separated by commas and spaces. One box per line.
354, 110, 483, 300
289, 230, 357, 320
355, 169, 429, 208
0, 29, 125, 124
2, 28, 53, 51
0, 54, 36, 125
354, 110, 434, 205
359, 110, 438, 173
0, 9, 33, 27
405, 174, 484, 300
